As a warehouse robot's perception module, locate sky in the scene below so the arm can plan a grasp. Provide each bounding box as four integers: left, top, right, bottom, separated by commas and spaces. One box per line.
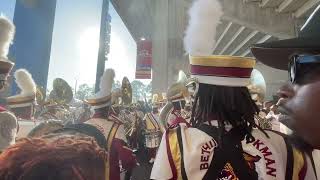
0, 0, 141, 91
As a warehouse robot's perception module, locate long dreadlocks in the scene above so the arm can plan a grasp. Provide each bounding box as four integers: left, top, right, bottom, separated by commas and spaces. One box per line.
190, 83, 266, 143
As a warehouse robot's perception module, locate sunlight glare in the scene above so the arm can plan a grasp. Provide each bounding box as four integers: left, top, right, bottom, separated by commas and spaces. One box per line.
78, 27, 100, 60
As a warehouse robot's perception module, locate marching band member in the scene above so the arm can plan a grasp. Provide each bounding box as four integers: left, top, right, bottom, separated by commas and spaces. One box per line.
251, 4, 320, 178
150, 94, 165, 132
0, 15, 17, 152
85, 69, 137, 180
144, 97, 165, 163
159, 71, 189, 129
151, 0, 317, 179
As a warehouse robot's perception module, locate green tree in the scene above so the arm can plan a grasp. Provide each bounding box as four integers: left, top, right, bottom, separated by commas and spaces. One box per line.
131, 80, 152, 102
131, 80, 145, 102
75, 84, 94, 100
145, 81, 152, 98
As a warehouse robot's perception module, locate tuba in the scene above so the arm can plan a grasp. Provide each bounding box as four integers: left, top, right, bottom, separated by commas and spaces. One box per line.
121, 77, 132, 105
248, 69, 266, 104
49, 78, 73, 105
37, 78, 73, 121
159, 101, 174, 129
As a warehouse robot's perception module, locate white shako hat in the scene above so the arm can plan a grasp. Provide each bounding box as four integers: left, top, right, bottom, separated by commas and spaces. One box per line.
184, 0, 255, 87
7, 69, 36, 120
85, 69, 115, 110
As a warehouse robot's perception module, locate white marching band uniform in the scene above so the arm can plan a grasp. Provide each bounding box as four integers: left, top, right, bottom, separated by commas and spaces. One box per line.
151, 0, 319, 179
151, 122, 318, 180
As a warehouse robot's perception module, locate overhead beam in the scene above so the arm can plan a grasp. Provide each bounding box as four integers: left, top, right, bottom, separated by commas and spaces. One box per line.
221, 0, 296, 39
230, 30, 259, 55
219, 26, 246, 55
111, 0, 152, 41
243, 0, 261, 3
240, 34, 272, 57
240, 49, 251, 57
213, 22, 233, 51
257, 34, 272, 44
260, 0, 272, 7
276, 0, 295, 13
293, 0, 320, 18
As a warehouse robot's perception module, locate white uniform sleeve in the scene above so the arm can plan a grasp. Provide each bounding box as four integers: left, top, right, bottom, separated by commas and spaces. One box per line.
150, 132, 173, 180
312, 150, 320, 178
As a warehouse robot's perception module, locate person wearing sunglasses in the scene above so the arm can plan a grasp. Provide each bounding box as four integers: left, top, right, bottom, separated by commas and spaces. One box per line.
252, 4, 320, 150
251, 5, 320, 179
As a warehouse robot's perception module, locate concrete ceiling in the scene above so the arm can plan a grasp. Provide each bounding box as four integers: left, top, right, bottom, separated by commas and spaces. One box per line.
111, 0, 320, 57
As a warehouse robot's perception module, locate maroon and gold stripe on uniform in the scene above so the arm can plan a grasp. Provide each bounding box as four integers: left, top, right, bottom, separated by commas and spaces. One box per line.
146, 113, 161, 130
166, 127, 188, 180
105, 122, 120, 180
292, 147, 308, 180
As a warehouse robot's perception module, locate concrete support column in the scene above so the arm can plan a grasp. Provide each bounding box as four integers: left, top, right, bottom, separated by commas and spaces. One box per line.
152, 0, 169, 94
167, 0, 189, 85
151, 0, 189, 93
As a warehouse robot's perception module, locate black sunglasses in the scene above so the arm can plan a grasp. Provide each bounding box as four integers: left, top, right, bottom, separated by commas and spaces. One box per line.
288, 54, 320, 84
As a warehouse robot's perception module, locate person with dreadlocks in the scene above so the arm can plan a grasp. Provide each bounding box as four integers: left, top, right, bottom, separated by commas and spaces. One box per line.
150, 0, 303, 179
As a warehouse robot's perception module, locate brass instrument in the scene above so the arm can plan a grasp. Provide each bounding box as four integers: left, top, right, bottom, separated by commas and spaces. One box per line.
36, 86, 46, 106
111, 88, 122, 106
159, 102, 174, 129
185, 77, 199, 104
121, 77, 132, 105
124, 111, 140, 142
36, 78, 74, 121
248, 69, 266, 104
49, 78, 73, 105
